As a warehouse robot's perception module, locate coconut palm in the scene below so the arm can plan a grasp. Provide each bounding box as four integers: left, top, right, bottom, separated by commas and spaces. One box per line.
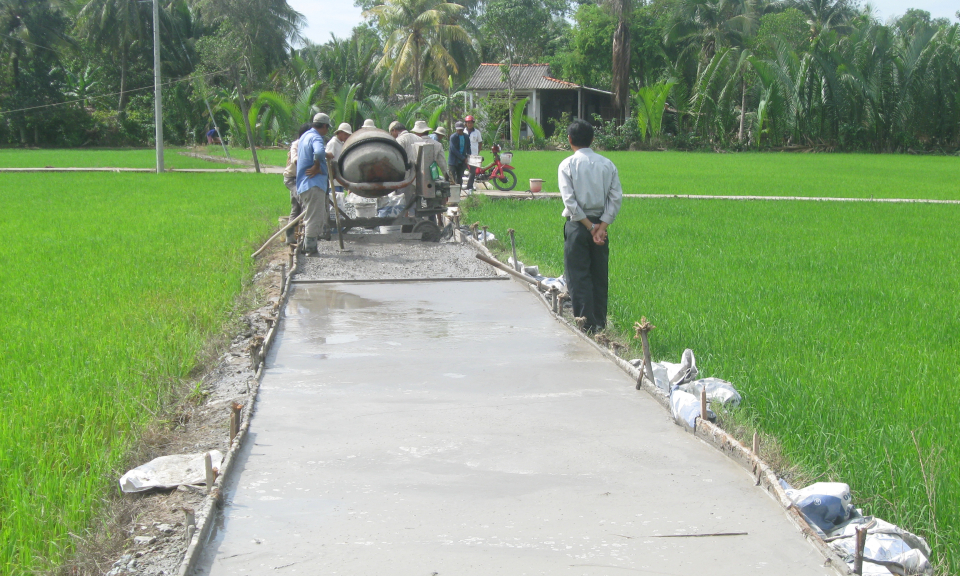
0, 0, 71, 90
75, 0, 150, 117
604, 0, 632, 124
364, 0, 474, 100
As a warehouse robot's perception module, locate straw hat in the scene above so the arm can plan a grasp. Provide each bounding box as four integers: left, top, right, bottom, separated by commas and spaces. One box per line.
411, 120, 431, 134
336, 122, 352, 135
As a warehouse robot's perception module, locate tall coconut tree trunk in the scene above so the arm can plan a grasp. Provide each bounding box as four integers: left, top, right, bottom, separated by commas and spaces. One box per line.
119, 45, 128, 119
234, 67, 261, 174
611, 18, 631, 124
737, 76, 747, 142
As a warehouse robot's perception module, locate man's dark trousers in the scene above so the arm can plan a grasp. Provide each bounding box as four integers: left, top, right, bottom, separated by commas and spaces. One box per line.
563, 217, 609, 332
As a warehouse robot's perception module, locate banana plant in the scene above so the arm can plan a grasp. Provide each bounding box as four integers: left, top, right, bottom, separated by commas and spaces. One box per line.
633, 81, 675, 140
509, 98, 544, 144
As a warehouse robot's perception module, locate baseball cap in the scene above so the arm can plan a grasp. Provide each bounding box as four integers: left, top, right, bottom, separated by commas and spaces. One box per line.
455, 121, 465, 130
313, 112, 330, 125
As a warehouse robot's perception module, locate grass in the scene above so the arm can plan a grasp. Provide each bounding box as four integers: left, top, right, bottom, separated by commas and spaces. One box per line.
463, 194, 960, 573
0, 172, 288, 574
0, 148, 235, 170
192, 145, 289, 167
500, 150, 960, 200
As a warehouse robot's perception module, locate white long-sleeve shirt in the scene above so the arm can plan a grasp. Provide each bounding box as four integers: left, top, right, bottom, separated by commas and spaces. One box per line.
558, 148, 623, 224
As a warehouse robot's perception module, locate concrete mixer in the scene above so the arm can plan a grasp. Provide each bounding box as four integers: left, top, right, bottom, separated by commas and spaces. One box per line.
330, 128, 456, 242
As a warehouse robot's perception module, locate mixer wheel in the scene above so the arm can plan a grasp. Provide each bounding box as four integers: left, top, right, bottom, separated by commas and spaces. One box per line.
413, 220, 441, 242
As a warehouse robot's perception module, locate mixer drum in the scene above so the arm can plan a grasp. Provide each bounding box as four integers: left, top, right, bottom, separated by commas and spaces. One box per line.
337, 128, 410, 198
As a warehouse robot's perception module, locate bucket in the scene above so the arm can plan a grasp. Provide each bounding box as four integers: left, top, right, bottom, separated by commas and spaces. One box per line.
448, 185, 462, 205
467, 155, 483, 168
500, 152, 513, 165
379, 225, 402, 234
353, 200, 377, 219
529, 179, 544, 193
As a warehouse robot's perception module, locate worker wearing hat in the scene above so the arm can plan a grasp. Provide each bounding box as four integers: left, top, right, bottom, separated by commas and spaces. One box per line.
326, 122, 352, 207
448, 121, 469, 186
430, 126, 447, 149
388, 120, 421, 209
295, 112, 332, 253
464, 115, 482, 191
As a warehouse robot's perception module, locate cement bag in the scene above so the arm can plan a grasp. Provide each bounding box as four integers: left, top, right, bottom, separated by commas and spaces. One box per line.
677, 377, 742, 408
119, 450, 223, 493
829, 517, 932, 576
650, 349, 699, 393
670, 388, 701, 428
378, 204, 404, 218
780, 481, 855, 533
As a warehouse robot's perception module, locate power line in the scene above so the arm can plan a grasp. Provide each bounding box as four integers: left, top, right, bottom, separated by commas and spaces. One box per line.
0, 68, 232, 117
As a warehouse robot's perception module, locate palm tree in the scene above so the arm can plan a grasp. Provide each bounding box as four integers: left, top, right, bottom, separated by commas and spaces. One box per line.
0, 0, 70, 90
364, 0, 473, 100
605, 0, 632, 124
75, 0, 150, 117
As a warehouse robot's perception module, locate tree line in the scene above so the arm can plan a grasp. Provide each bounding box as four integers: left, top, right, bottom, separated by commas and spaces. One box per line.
1, 0, 958, 152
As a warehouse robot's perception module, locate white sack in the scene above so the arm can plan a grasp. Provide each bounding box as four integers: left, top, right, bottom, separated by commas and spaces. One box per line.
678, 377, 742, 408
119, 450, 224, 494
670, 388, 701, 428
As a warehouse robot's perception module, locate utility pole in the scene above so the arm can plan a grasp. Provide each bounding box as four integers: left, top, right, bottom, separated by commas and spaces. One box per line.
153, 0, 164, 173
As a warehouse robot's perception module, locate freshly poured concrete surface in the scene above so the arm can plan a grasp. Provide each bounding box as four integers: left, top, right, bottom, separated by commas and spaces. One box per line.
195, 280, 830, 575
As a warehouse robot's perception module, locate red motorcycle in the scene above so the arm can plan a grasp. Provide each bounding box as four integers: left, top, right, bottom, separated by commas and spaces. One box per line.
470, 144, 517, 191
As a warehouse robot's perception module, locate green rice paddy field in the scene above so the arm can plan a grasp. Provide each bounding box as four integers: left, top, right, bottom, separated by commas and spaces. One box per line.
463, 193, 960, 572
0, 148, 233, 170
0, 172, 288, 574
506, 150, 960, 200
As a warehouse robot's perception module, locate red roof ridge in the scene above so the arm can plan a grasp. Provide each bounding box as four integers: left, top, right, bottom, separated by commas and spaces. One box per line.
543, 75, 579, 87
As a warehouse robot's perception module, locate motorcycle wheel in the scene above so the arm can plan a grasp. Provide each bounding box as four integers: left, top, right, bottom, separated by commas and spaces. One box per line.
493, 168, 518, 191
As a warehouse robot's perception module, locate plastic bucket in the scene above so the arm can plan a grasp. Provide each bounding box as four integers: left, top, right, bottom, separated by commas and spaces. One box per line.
353, 201, 378, 219
529, 179, 544, 193
500, 152, 513, 164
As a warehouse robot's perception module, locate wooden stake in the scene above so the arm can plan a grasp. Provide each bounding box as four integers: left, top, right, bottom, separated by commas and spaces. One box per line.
508, 229, 519, 271
204, 452, 214, 492
700, 388, 708, 422
482, 226, 489, 247
633, 318, 656, 390
853, 525, 868, 575
752, 431, 760, 455
229, 402, 242, 443
183, 507, 196, 542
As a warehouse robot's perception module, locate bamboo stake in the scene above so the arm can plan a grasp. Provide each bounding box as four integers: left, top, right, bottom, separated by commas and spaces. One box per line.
229, 402, 242, 443
700, 388, 708, 422
204, 452, 214, 492
633, 318, 655, 390
752, 431, 760, 455
508, 228, 519, 271
482, 226, 489, 247
853, 525, 868, 575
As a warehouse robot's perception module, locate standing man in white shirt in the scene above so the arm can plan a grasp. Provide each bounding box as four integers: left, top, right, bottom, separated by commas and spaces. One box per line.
326, 122, 352, 209
465, 115, 482, 191
558, 119, 623, 333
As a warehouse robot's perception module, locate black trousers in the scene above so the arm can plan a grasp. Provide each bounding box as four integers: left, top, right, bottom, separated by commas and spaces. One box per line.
449, 162, 466, 185
563, 217, 609, 332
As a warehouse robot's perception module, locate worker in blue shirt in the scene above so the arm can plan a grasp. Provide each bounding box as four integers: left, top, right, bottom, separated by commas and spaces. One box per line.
296, 112, 331, 254
448, 121, 469, 185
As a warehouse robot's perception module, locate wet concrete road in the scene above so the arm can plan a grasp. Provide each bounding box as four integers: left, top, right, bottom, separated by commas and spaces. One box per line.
195, 280, 831, 576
